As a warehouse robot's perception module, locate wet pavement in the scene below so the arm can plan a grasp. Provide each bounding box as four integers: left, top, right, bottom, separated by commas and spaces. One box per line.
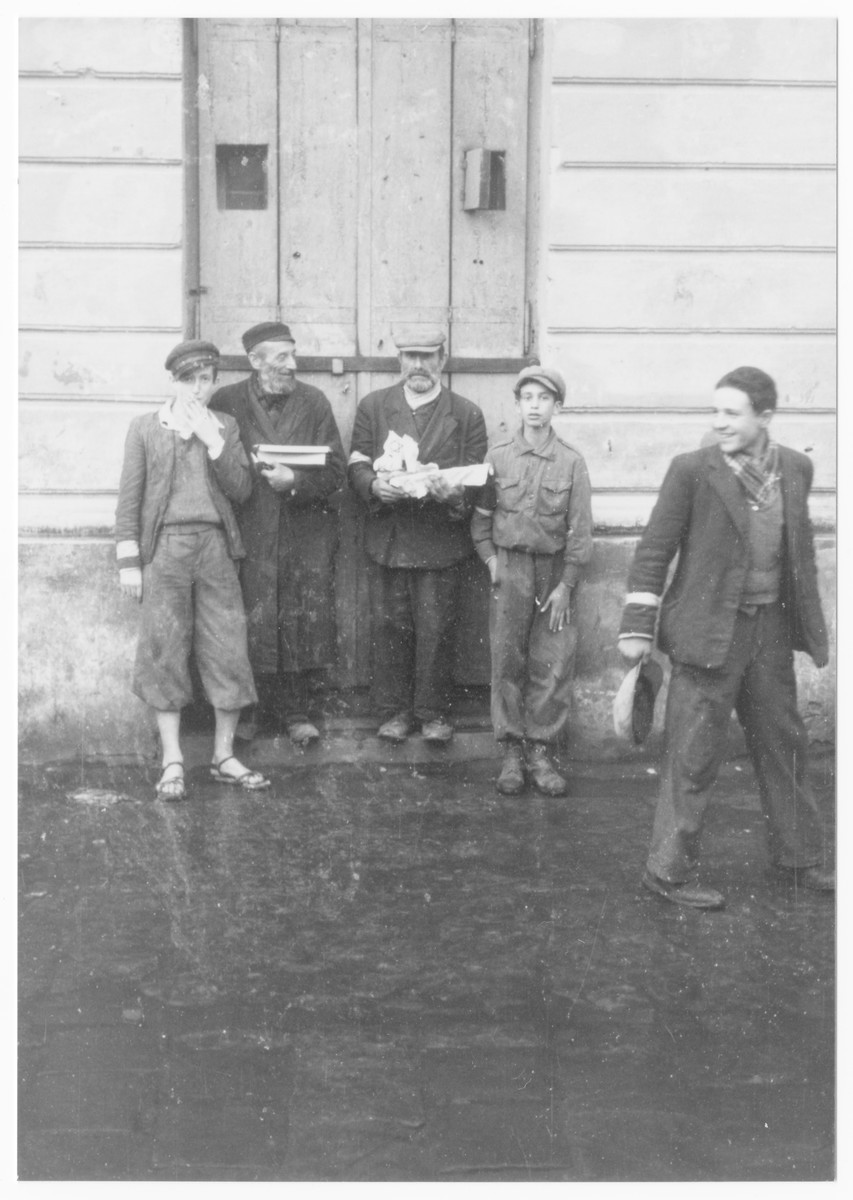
18, 743, 835, 1181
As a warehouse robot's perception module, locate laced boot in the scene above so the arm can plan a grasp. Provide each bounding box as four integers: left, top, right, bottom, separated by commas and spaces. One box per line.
525, 741, 568, 797
496, 740, 526, 795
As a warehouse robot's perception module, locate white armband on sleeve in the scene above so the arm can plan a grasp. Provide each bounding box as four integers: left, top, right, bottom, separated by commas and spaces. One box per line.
624, 592, 661, 608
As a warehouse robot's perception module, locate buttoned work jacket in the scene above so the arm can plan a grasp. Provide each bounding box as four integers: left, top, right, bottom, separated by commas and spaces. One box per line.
471, 429, 593, 589
619, 443, 828, 670
348, 383, 488, 569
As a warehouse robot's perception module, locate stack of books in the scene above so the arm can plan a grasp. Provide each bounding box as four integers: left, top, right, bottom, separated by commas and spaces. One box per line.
252, 444, 331, 468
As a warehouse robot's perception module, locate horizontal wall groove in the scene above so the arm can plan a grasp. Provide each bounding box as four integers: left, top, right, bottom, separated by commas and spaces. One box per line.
589, 485, 835, 495
19, 394, 164, 404
547, 327, 836, 336
20, 324, 183, 334
20, 242, 182, 252
561, 406, 837, 416
548, 244, 836, 255
552, 76, 836, 88
17, 396, 835, 417
557, 161, 836, 172
19, 156, 183, 168
20, 70, 183, 81
20, 485, 836, 498
18, 529, 840, 545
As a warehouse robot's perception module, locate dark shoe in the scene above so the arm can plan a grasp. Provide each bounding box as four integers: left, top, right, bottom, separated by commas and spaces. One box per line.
377, 713, 415, 742
777, 865, 835, 892
286, 720, 320, 747
642, 869, 726, 910
496, 742, 525, 795
421, 718, 454, 744
525, 742, 568, 796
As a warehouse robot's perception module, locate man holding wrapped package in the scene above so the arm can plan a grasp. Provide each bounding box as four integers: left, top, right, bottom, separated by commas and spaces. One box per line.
348, 326, 488, 743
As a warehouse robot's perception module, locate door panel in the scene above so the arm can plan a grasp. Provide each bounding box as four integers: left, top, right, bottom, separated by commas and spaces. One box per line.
278, 18, 359, 355
198, 20, 279, 353
451, 18, 530, 358
195, 17, 532, 687
368, 19, 453, 354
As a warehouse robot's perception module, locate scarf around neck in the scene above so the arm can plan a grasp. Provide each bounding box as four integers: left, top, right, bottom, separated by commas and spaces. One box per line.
722, 438, 781, 509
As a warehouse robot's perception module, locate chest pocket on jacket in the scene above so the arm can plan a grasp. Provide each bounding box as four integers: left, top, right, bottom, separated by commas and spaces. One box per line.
496, 477, 525, 512
539, 480, 571, 516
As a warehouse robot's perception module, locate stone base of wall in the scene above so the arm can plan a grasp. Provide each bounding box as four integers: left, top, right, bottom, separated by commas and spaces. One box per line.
19, 536, 836, 764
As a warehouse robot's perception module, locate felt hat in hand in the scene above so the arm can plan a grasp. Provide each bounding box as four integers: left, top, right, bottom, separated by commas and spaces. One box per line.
613, 658, 664, 744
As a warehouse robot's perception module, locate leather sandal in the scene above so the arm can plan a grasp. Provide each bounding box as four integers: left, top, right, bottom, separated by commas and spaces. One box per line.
155, 761, 186, 802
210, 756, 271, 791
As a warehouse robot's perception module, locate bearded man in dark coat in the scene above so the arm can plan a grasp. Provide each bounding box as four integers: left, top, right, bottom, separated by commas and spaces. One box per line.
212, 322, 346, 745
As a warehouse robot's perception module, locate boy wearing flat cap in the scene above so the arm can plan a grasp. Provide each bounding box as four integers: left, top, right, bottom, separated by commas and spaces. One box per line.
348, 325, 488, 743
472, 366, 593, 796
115, 340, 269, 799
212, 321, 346, 746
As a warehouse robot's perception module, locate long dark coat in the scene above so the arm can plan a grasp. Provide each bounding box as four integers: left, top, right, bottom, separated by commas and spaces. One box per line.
212, 377, 346, 675
619, 443, 828, 669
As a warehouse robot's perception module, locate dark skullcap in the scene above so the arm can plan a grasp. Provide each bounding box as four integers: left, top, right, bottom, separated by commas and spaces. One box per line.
242, 322, 295, 354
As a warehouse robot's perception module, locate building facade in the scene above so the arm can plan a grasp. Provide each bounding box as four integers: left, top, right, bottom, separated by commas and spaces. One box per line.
19, 18, 836, 761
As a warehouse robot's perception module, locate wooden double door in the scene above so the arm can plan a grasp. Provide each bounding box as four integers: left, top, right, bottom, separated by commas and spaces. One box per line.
192, 17, 537, 685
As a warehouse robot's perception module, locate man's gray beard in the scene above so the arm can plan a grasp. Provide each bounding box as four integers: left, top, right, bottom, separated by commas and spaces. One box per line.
404, 374, 436, 392
261, 370, 296, 396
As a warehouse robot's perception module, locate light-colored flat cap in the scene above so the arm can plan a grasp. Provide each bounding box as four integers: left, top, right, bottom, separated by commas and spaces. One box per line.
613, 658, 663, 744
391, 324, 447, 353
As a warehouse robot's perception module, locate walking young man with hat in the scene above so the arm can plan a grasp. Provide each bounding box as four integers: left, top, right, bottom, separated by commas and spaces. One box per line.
618, 366, 833, 908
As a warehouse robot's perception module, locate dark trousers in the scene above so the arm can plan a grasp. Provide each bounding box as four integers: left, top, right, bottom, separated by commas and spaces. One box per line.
490, 548, 577, 743
648, 602, 824, 882
369, 562, 462, 723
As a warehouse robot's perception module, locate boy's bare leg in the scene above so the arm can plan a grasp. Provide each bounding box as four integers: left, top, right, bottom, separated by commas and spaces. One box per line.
155, 710, 183, 777
154, 710, 185, 798
212, 709, 268, 784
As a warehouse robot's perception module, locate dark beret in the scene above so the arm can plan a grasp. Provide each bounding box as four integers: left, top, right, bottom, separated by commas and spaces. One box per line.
242, 322, 295, 353
165, 339, 220, 377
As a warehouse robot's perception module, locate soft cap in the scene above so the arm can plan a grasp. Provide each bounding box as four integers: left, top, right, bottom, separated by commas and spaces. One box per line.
391, 324, 447, 353
514, 365, 566, 405
242, 322, 295, 354
612, 658, 664, 745
165, 339, 220, 377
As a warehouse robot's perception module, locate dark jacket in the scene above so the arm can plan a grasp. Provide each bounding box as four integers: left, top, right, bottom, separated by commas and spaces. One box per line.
114, 411, 250, 565
211, 376, 346, 674
619, 443, 827, 669
348, 383, 488, 568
